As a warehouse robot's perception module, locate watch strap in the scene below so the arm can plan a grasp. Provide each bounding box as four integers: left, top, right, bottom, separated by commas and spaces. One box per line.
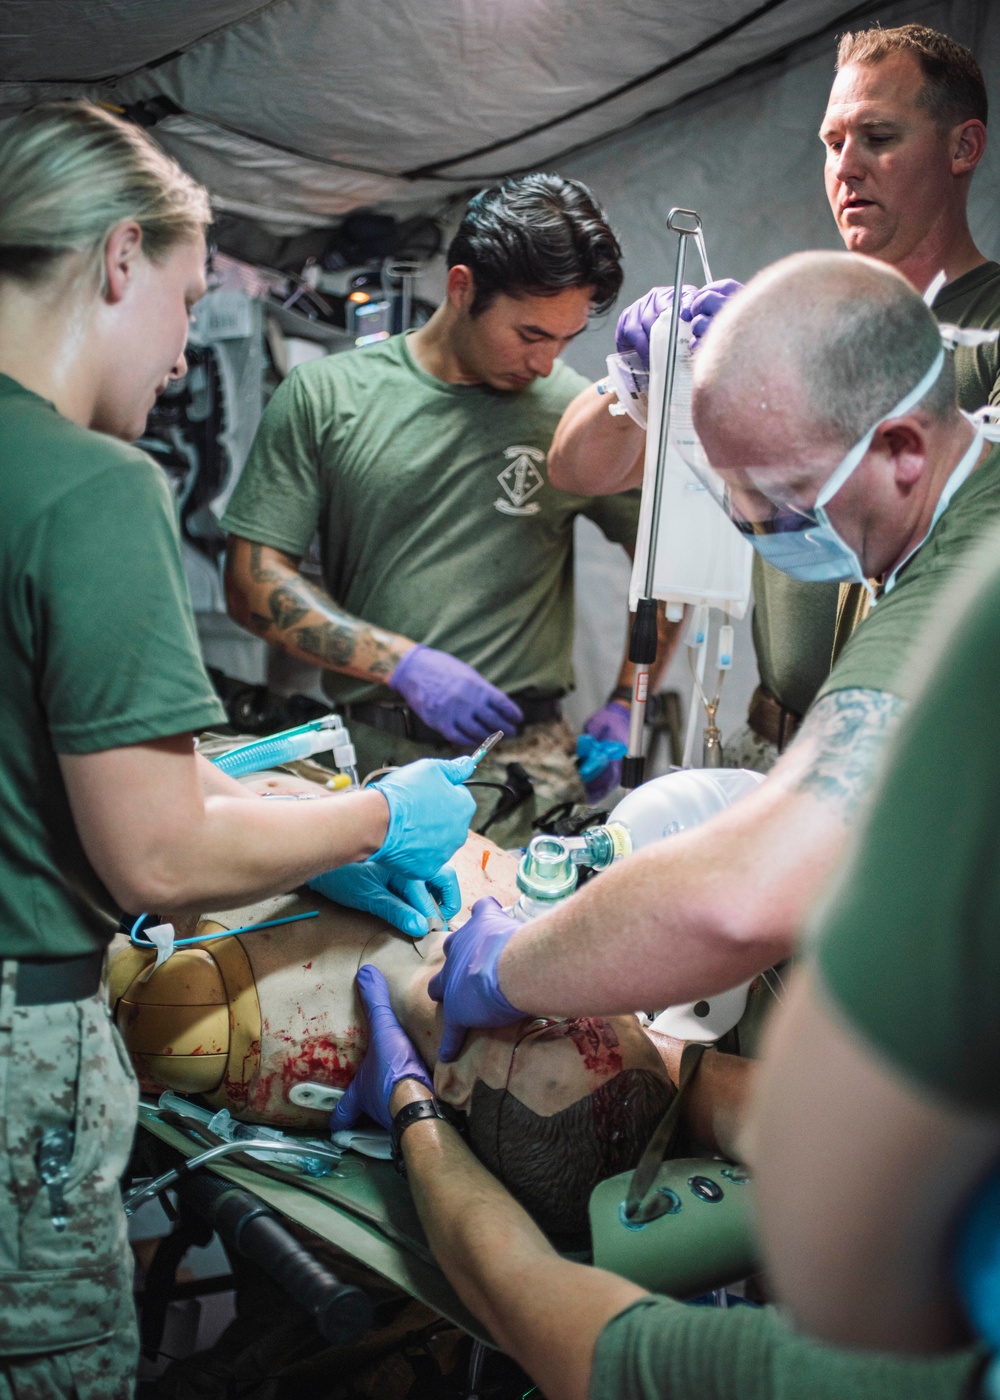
390, 1094, 446, 1174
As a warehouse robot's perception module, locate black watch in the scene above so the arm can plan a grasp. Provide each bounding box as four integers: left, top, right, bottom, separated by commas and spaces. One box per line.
390, 1090, 448, 1175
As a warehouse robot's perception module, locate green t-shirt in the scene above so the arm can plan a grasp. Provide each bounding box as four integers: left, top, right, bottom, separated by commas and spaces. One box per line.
937, 259, 1000, 411
815, 444, 1000, 703
591, 1294, 983, 1400
752, 260, 1000, 718
817, 543, 1000, 1111
222, 334, 641, 708
0, 376, 225, 959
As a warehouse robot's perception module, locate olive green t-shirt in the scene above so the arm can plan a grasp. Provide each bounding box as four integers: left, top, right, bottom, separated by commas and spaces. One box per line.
815, 444, 1000, 704
0, 376, 225, 959
752, 261, 1000, 718
817, 544, 1000, 1112
222, 334, 641, 708
591, 1293, 983, 1400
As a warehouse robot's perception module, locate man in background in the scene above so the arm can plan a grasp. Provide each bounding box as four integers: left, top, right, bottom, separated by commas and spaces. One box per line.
224, 175, 673, 841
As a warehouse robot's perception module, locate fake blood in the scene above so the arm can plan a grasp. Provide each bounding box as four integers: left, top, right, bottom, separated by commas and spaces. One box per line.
549, 1018, 624, 1075
279, 1038, 358, 1096
223, 1037, 261, 1107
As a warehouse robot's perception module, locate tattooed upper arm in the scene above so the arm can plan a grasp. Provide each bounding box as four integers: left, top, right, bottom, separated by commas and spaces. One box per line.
789, 688, 905, 820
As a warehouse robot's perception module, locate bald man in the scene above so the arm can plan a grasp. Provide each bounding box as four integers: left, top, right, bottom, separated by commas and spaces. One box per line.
549, 22, 998, 771
427, 249, 1000, 1056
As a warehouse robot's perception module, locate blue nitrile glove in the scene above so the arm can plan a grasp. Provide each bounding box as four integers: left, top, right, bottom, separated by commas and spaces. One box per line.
391, 645, 523, 745
578, 699, 631, 801
309, 861, 461, 939
615, 284, 697, 370
331, 965, 431, 1132
683, 278, 744, 349
373, 757, 476, 882
427, 896, 524, 1062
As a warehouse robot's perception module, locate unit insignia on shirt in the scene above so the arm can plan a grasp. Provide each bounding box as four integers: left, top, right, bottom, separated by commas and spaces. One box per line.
496, 445, 545, 516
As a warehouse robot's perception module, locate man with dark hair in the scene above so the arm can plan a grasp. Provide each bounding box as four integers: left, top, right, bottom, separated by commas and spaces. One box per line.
447, 173, 624, 318
548, 21, 998, 773
223, 174, 665, 840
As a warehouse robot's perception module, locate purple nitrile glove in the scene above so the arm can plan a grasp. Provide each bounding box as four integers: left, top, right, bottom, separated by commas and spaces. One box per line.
391, 645, 523, 746
683, 279, 744, 350
427, 896, 524, 1063
331, 965, 432, 1133
615, 284, 697, 371
309, 861, 461, 939
580, 699, 631, 802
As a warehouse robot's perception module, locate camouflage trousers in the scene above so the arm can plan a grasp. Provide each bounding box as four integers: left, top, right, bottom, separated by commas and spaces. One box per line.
0, 963, 139, 1398
350, 715, 587, 849
722, 720, 781, 775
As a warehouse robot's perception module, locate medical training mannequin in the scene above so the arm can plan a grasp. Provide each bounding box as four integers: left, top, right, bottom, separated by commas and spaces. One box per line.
111, 802, 747, 1238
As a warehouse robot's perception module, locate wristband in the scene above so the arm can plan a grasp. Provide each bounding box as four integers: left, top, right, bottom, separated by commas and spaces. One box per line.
390, 1095, 449, 1175
609, 685, 632, 705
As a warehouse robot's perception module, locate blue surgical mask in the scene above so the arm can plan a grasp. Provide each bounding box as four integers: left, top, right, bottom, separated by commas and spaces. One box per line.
749, 348, 947, 601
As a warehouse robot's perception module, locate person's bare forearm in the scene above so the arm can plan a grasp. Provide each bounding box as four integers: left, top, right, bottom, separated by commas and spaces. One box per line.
195, 752, 258, 799
749, 968, 1000, 1351
391, 1080, 644, 1400
61, 737, 390, 913
497, 687, 906, 1017
548, 384, 645, 495
225, 537, 414, 682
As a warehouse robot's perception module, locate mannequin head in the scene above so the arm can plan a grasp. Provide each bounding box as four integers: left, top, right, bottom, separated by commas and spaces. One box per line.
436, 1014, 675, 1239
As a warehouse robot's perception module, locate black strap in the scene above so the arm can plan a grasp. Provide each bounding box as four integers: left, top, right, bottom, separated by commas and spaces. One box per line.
391, 1095, 448, 1175
1, 950, 104, 1007
625, 1042, 707, 1224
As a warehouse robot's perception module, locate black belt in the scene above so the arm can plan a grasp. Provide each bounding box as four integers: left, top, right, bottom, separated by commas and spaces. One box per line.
747, 684, 802, 752
0, 950, 104, 1007
343, 691, 563, 747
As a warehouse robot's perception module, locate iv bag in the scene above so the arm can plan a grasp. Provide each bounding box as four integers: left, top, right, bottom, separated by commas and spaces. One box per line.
628, 313, 752, 617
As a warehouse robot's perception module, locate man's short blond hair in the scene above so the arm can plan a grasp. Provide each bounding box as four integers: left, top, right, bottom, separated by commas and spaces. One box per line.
837, 23, 987, 129
0, 100, 211, 287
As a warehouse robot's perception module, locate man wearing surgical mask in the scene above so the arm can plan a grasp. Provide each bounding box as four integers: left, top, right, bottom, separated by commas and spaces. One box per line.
550, 22, 997, 770
425, 249, 1000, 1063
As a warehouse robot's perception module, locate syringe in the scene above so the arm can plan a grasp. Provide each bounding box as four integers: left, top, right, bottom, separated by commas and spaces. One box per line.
468, 729, 505, 770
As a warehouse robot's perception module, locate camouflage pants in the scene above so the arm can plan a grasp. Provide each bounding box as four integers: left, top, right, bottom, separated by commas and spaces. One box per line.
0, 964, 139, 1398
722, 720, 781, 775
350, 715, 586, 849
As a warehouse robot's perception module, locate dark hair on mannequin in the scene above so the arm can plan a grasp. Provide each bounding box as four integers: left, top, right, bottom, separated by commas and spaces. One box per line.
467, 1067, 675, 1243
446, 173, 623, 317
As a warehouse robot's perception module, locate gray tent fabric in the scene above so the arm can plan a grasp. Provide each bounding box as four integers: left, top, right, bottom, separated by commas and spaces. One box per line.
2, 0, 892, 232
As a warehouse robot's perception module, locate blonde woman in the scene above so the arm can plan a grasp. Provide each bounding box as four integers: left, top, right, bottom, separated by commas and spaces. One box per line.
0, 102, 474, 1394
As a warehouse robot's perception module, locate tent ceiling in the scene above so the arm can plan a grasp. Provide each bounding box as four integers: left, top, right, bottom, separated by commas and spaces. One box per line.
1, 0, 877, 233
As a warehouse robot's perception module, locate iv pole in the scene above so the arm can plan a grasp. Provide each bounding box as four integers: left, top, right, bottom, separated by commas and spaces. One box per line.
621, 208, 710, 790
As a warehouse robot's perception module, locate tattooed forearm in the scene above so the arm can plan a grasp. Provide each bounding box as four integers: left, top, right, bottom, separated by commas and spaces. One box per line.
790, 688, 905, 820
291, 622, 358, 669
267, 585, 310, 630
226, 536, 413, 683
